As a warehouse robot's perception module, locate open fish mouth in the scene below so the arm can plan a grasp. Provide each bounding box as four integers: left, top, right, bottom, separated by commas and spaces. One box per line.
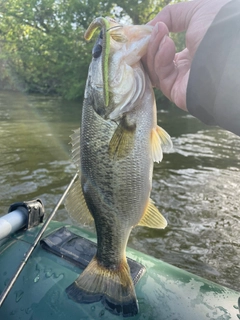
64, 16, 172, 317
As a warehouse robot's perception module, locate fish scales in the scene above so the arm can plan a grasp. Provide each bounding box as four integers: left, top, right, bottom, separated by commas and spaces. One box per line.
65, 17, 172, 317
81, 99, 148, 262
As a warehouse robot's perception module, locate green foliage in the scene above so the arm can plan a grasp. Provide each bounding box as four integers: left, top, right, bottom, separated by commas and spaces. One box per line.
0, 0, 113, 99
0, 0, 184, 100
112, 0, 172, 24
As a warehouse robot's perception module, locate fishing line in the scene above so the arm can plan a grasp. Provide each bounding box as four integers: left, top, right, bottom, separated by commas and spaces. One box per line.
0, 172, 78, 307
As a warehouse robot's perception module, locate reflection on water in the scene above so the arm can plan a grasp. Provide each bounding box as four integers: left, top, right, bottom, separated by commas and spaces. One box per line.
0, 92, 77, 223
0, 91, 239, 291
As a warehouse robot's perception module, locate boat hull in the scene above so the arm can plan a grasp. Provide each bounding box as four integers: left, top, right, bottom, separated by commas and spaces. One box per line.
0, 221, 239, 320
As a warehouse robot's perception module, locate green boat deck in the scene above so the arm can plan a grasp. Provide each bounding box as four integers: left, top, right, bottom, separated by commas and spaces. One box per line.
0, 221, 239, 320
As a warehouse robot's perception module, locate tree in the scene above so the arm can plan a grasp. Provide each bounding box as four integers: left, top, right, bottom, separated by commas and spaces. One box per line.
0, 0, 183, 100
113, 0, 172, 24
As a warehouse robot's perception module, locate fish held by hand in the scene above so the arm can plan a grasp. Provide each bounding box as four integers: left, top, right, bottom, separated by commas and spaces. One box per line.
65, 16, 172, 317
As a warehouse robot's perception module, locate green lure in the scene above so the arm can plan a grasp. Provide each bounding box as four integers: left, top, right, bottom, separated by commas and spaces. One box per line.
84, 17, 110, 107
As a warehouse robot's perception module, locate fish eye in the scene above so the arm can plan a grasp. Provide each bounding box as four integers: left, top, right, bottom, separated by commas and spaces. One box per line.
92, 44, 102, 59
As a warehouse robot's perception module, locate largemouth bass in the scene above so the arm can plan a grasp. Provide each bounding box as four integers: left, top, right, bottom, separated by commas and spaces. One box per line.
65, 17, 172, 317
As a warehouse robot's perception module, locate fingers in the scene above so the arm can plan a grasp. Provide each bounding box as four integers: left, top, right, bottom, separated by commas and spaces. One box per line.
143, 22, 177, 98
142, 21, 190, 111
152, 30, 177, 99
148, 1, 196, 33
171, 49, 191, 111
143, 22, 169, 87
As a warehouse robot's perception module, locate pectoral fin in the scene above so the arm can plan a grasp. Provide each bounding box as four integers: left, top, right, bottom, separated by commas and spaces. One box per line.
66, 128, 94, 228
151, 125, 172, 163
138, 199, 167, 229
108, 118, 136, 160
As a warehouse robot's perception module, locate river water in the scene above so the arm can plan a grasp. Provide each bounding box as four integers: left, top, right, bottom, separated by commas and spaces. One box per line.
0, 91, 239, 291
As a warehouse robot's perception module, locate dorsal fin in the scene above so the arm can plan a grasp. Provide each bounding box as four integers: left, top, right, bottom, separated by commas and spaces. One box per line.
138, 199, 167, 229
65, 128, 94, 229
151, 125, 172, 163
70, 128, 80, 168
65, 176, 94, 229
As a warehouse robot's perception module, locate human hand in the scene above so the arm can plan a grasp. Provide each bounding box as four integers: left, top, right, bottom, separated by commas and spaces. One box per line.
143, 0, 232, 111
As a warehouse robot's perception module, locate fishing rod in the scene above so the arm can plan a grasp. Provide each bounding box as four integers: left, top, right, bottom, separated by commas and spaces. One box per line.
0, 172, 78, 307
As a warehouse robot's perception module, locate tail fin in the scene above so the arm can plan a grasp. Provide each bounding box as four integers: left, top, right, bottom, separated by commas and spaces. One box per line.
66, 255, 138, 317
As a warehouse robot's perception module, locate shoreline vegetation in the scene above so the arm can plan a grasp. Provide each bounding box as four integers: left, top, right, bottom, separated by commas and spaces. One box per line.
0, 0, 183, 101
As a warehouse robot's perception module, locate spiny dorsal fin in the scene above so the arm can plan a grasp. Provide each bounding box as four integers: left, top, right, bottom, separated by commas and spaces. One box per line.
65, 176, 94, 229
151, 125, 172, 163
138, 199, 167, 229
108, 119, 136, 160
70, 128, 80, 168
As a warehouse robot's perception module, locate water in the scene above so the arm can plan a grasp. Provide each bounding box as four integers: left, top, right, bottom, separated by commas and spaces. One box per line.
0, 91, 239, 291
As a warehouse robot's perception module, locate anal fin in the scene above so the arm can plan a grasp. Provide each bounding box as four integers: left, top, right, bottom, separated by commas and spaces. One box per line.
138, 198, 167, 229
